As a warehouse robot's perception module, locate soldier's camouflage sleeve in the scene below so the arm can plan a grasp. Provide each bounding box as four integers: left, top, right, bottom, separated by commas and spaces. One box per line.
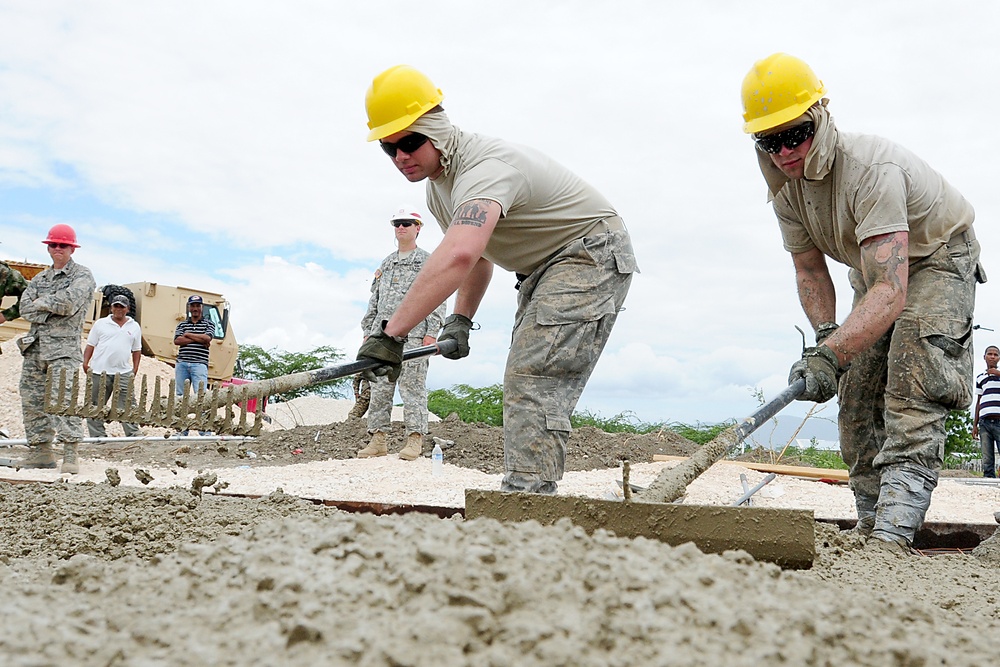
427, 299, 447, 338
20, 260, 96, 327
361, 256, 391, 336
0, 262, 28, 321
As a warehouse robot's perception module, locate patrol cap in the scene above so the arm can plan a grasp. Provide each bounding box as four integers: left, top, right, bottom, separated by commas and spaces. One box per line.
187, 295, 204, 305
110, 295, 129, 307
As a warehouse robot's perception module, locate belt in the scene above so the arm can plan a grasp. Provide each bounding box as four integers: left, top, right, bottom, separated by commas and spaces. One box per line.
980, 415, 1000, 422
947, 228, 975, 247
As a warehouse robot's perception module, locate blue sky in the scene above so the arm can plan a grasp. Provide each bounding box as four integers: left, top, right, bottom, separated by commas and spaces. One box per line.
1, 1, 999, 432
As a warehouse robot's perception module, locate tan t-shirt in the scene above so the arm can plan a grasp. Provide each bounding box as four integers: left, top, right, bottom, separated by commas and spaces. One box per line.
425, 132, 619, 275
774, 131, 974, 271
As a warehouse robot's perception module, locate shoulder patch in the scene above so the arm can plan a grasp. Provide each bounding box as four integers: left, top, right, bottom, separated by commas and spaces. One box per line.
373, 268, 382, 280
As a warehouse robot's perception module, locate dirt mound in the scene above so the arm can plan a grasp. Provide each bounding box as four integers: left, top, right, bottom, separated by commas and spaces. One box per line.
93, 412, 701, 473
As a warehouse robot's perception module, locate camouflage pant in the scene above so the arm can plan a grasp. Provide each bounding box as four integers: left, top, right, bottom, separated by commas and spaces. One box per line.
349, 375, 370, 418
20, 352, 85, 446
367, 337, 430, 435
839, 235, 981, 501
504, 229, 636, 481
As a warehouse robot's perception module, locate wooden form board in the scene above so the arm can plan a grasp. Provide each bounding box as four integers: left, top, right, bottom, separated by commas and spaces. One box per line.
652, 454, 849, 482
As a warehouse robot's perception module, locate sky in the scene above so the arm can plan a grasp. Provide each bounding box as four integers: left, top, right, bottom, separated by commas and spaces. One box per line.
1, 1, 998, 433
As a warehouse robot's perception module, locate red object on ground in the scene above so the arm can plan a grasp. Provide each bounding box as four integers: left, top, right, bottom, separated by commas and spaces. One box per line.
219, 378, 268, 415
292, 448, 303, 455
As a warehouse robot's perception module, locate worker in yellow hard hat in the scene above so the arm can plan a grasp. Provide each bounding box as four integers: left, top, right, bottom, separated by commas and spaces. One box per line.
742, 53, 985, 551
358, 64, 638, 494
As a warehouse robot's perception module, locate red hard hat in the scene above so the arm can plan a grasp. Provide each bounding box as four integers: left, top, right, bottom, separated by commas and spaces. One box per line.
42, 224, 80, 247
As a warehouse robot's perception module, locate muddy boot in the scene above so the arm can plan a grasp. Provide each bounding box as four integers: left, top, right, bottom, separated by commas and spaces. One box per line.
357, 431, 388, 458
850, 493, 877, 537
398, 432, 423, 461
19, 444, 57, 469
871, 462, 938, 548
61, 442, 80, 475
501, 471, 558, 495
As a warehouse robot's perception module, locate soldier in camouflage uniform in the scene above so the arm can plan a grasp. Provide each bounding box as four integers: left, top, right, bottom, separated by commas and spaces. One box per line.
15, 224, 96, 473
742, 54, 985, 549
0, 260, 29, 352
358, 67, 637, 493
357, 206, 446, 461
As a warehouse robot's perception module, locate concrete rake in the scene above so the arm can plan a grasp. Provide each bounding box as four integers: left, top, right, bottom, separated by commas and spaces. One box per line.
466, 379, 817, 568
43, 340, 458, 436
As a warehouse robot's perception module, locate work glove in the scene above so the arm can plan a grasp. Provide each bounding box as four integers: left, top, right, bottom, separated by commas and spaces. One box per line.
438, 314, 474, 360
788, 345, 841, 404
815, 321, 839, 345
357, 322, 404, 382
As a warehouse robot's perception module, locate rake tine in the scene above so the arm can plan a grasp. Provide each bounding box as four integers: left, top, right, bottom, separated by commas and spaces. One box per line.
82, 370, 94, 417
88, 372, 107, 420
108, 373, 123, 422
208, 384, 221, 433
43, 367, 57, 414
131, 374, 149, 423
166, 380, 177, 427
150, 375, 163, 423
69, 369, 81, 416
250, 391, 265, 436
124, 374, 136, 421
56, 368, 69, 414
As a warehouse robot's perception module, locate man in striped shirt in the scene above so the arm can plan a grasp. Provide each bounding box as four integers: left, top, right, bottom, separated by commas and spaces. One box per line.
173, 294, 214, 435
973, 346, 1000, 478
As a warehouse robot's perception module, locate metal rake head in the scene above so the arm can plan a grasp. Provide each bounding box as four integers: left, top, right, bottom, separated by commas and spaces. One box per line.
43, 368, 268, 436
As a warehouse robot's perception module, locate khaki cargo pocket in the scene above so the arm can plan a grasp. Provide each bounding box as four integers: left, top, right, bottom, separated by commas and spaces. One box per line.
545, 415, 572, 433
917, 316, 973, 409
529, 296, 619, 375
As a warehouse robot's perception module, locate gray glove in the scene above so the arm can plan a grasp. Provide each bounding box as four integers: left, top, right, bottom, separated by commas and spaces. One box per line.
815, 321, 839, 345
788, 345, 841, 403
357, 322, 404, 382
438, 314, 473, 360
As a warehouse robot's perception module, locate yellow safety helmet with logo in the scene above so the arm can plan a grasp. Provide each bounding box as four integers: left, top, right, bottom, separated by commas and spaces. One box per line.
741, 53, 825, 134
365, 65, 444, 142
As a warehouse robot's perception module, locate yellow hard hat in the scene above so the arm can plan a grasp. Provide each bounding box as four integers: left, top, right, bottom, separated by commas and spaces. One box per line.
365, 65, 444, 142
741, 53, 826, 134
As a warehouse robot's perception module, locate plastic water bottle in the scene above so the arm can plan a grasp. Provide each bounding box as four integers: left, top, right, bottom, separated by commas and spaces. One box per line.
432, 442, 443, 477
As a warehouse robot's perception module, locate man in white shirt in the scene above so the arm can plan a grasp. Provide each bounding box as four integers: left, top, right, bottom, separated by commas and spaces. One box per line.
82, 294, 143, 437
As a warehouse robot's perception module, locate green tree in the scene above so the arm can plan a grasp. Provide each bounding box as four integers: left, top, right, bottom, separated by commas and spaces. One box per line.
236, 344, 349, 402
428, 383, 505, 426
944, 409, 976, 469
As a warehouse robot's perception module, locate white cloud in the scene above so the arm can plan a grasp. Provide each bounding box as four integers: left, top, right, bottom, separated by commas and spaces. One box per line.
1, 1, 999, 427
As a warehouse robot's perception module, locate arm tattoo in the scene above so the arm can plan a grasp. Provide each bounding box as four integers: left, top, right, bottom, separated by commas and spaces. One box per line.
454, 200, 491, 228
862, 233, 907, 291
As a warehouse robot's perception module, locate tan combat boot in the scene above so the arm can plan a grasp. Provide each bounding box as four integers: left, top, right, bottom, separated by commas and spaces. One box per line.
20, 444, 57, 469
357, 431, 388, 458
398, 432, 423, 461
61, 442, 80, 474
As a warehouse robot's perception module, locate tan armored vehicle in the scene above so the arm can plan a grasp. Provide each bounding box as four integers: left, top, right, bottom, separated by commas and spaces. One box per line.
1, 261, 238, 384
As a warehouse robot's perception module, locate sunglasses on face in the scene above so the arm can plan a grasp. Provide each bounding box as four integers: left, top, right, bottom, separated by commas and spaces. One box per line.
754, 122, 815, 154
47, 243, 71, 249
380, 133, 429, 158
392, 220, 418, 228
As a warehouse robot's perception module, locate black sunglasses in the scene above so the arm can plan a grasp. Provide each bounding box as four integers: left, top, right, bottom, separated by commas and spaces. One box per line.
391, 220, 418, 228
47, 243, 72, 249
380, 133, 429, 158
754, 122, 815, 154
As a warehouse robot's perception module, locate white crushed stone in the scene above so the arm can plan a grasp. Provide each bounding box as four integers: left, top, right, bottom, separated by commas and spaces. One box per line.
264, 394, 439, 429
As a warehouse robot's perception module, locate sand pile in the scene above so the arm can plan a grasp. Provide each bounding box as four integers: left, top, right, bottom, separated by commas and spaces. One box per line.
265, 394, 439, 429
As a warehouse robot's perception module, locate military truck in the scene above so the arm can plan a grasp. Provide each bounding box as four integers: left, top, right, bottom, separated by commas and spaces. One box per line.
0, 261, 239, 384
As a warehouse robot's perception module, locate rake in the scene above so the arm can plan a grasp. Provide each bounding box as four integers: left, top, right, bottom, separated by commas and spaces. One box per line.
44, 340, 457, 436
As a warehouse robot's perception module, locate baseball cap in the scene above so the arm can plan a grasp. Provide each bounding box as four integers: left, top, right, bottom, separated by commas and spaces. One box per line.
187, 295, 204, 305
390, 205, 422, 224
110, 295, 129, 307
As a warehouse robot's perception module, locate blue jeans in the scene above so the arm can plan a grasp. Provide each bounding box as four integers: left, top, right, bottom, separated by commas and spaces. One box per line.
979, 418, 1000, 478
175, 362, 210, 436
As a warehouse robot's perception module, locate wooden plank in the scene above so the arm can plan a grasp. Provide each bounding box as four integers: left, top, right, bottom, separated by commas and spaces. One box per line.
466, 490, 816, 569
652, 455, 849, 482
